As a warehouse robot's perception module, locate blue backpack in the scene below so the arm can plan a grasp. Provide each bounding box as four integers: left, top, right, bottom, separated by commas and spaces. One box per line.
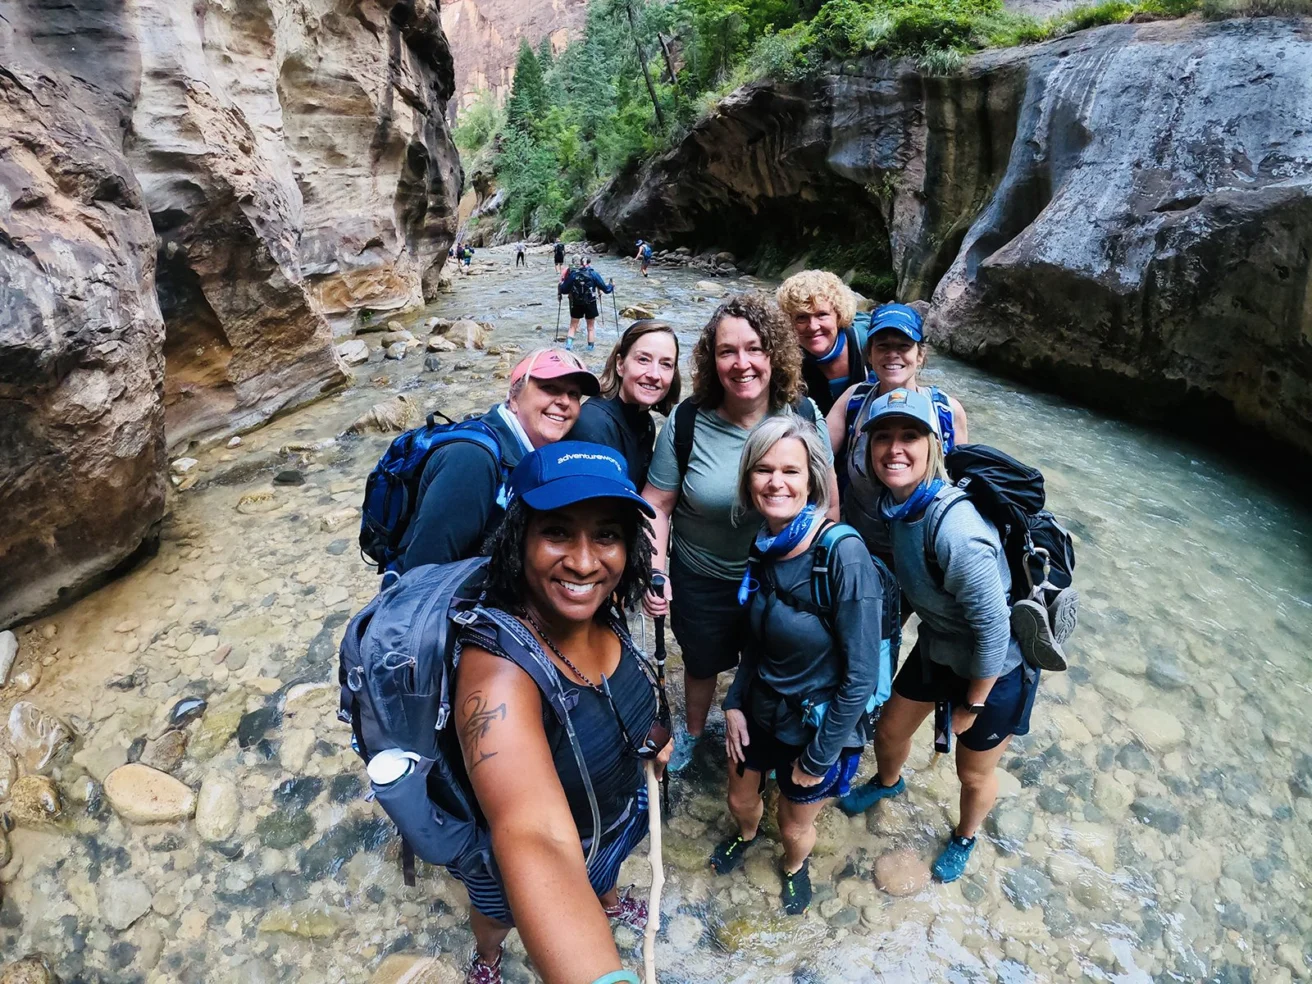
754, 522, 900, 730
358, 411, 509, 573
641, 244, 653, 260
337, 557, 604, 884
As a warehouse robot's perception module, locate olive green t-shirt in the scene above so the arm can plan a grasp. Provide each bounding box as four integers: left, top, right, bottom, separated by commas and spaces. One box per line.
646, 402, 833, 581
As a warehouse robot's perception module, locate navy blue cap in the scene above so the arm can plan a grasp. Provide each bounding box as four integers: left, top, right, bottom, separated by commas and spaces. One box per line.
508, 442, 655, 517
860, 388, 940, 438
867, 303, 924, 345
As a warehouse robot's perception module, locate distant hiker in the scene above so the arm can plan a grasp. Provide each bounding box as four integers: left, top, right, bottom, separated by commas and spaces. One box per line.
712, 414, 894, 915
396, 349, 598, 572
553, 239, 566, 274
559, 259, 614, 353
836, 388, 1038, 884
515, 242, 527, 268
641, 294, 838, 773
635, 240, 653, 277
826, 303, 969, 566
453, 442, 670, 983
777, 270, 869, 415
569, 320, 681, 490
463, 245, 475, 268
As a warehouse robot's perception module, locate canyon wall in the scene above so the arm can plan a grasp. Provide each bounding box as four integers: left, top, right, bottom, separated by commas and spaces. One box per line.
0, 0, 461, 627
583, 17, 1312, 461
440, 0, 589, 115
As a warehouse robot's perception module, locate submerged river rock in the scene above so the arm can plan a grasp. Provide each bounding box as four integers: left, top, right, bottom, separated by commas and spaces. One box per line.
1, 250, 1310, 982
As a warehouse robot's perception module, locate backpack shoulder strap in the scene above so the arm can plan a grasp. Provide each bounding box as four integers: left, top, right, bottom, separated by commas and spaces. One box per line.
845, 324, 866, 385
924, 488, 967, 587
792, 397, 818, 425
457, 607, 571, 724
673, 400, 699, 483
844, 381, 876, 448
811, 522, 863, 612
929, 386, 956, 452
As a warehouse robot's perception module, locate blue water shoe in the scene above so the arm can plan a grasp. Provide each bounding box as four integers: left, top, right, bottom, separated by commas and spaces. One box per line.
837, 775, 905, 815
932, 833, 977, 883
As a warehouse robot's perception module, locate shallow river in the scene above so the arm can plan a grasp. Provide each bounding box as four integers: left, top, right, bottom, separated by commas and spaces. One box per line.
2, 248, 1310, 984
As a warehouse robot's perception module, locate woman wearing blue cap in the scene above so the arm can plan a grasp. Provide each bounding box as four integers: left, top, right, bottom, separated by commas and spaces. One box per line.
452, 441, 671, 984
825, 302, 968, 564
836, 390, 1037, 885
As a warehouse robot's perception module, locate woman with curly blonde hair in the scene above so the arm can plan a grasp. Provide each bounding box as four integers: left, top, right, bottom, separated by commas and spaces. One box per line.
640, 293, 838, 771
776, 270, 868, 415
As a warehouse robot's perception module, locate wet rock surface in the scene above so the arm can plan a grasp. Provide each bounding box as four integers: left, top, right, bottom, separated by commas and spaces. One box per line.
0, 251, 1308, 982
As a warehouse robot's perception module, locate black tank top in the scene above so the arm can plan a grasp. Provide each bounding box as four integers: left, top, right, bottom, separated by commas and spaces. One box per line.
463, 610, 657, 841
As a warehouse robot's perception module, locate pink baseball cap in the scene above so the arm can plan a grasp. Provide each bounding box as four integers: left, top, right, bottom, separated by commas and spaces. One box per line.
509, 349, 600, 396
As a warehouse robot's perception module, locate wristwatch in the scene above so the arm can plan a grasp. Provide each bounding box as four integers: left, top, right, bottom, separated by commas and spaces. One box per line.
964, 702, 988, 714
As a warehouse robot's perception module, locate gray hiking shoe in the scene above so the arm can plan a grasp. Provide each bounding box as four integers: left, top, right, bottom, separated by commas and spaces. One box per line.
1047, 587, 1079, 645
1011, 599, 1067, 671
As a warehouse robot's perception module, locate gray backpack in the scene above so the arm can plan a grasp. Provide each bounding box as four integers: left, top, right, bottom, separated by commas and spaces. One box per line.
337, 558, 602, 882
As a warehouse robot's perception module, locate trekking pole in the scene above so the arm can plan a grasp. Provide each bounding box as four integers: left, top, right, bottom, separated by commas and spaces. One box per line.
554, 295, 562, 343
643, 758, 664, 984
611, 286, 621, 338
651, 572, 670, 817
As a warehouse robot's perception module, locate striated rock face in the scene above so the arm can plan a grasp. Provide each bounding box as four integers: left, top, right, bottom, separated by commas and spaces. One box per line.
585, 18, 1312, 462
0, 0, 461, 626
0, 4, 168, 628
439, 0, 588, 113
928, 20, 1312, 457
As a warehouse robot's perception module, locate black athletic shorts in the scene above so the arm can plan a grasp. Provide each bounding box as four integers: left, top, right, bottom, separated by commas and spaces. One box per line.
892, 648, 1038, 751
669, 552, 746, 679
570, 298, 600, 320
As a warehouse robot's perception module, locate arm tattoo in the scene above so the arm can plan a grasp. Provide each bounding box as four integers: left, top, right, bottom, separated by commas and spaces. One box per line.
461, 691, 507, 774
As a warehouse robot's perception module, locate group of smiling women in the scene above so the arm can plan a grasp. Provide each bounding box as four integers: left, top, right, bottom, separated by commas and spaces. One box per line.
448, 270, 1049, 984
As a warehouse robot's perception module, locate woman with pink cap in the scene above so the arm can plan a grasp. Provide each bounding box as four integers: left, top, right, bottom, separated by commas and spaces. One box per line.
398, 348, 600, 571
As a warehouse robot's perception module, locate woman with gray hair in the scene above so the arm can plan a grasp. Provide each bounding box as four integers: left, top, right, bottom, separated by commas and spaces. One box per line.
709, 412, 892, 916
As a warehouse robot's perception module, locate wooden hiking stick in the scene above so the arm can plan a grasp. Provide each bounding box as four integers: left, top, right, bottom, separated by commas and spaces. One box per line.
643, 759, 664, 984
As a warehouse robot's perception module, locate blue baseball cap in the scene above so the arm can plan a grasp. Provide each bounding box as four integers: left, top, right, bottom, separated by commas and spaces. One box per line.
508, 442, 656, 517
860, 388, 940, 438
867, 303, 924, 345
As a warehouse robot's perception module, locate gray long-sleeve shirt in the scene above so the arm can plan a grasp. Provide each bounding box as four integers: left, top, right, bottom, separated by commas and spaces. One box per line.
889, 487, 1021, 680
723, 533, 884, 775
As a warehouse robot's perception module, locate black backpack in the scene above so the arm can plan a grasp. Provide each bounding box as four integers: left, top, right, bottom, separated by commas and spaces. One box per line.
568, 270, 596, 306
672, 398, 819, 481
925, 444, 1075, 606
337, 558, 603, 883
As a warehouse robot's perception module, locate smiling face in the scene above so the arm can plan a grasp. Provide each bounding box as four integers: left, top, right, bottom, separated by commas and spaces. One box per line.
868, 330, 924, 391
867, 418, 933, 501
509, 377, 584, 448
792, 300, 840, 358
749, 437, 811, 532
523, 501, 628, 623
714, 315, 772, 409
617, 331, 678, 409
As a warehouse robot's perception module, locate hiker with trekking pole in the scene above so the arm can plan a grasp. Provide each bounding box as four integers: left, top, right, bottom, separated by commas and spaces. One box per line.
363, 442, 673, 984
558, 257, 614, 352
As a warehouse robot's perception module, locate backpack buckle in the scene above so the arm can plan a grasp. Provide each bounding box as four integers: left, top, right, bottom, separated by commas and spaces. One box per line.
347, 666, 365, 692
452, 610, 478, 626
435, 704, 450, 730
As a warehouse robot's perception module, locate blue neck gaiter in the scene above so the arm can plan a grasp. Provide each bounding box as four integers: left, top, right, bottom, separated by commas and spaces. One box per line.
880, 479, 945, 523
738, 504, 821, 605
811, 329, 846, 365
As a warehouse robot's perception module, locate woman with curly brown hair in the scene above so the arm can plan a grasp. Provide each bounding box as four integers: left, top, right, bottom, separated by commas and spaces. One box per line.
640, 293, 838, 771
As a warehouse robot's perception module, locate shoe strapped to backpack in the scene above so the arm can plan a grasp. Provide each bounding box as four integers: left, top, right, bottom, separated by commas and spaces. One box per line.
925, 444, 1078, 670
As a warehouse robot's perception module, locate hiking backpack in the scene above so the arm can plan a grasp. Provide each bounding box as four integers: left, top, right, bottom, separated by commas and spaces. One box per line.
567, 270, 596, 306
926, 443, 1076, 607
358, 412, 509, 574
641, 244, 653, 261
753, 522, 900, 728
337, 558, 604, 882
672, 398, 819, 481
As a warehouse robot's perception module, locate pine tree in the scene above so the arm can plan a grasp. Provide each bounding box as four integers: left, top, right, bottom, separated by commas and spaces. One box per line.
505, 39, 548, 135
